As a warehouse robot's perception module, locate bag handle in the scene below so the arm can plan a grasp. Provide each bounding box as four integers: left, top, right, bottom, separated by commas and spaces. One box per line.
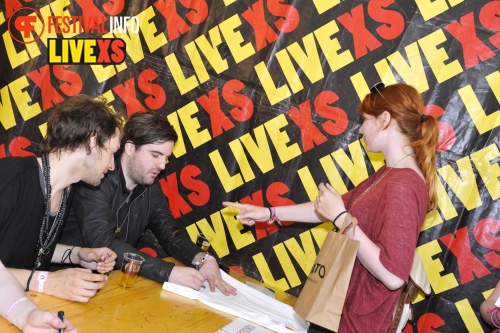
338, 212, 357, 236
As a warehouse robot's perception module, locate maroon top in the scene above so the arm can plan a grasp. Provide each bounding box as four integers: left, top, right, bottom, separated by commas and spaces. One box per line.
338, 166, 428, 333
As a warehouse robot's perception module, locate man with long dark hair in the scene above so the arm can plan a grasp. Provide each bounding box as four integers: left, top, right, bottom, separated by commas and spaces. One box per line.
0, 94, 120, 303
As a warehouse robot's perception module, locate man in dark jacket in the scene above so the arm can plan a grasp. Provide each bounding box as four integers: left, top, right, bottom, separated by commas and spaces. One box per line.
62, 111, 236, 295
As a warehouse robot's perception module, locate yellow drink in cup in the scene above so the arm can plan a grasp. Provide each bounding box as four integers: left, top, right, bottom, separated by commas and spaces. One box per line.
196, 233, 212, 252
118, 253, 145, 289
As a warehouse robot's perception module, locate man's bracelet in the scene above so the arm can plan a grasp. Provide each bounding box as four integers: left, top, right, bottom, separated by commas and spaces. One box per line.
25, 269, 35, 292
201, 254, 216, 265
61, 246, 76, 264
37, 271, 48, 293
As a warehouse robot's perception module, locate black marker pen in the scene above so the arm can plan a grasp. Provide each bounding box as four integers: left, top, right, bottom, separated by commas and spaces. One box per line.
57, 311, 64, 333
195, 262, 205, 289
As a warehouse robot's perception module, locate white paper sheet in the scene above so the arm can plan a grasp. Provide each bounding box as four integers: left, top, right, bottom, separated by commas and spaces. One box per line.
162, 270, 308, 333
216, 318, 274, 333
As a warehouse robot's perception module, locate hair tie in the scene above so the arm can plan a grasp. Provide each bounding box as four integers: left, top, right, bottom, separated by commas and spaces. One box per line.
420, 114, 426, 123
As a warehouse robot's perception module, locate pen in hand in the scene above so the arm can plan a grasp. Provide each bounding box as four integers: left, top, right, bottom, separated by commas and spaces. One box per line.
195, 262, 206, 289
57, 311, 64, 333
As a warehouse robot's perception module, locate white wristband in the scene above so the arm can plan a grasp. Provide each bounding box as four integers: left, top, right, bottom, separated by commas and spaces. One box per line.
37, 271, 48, 293
201, 254, 215, 265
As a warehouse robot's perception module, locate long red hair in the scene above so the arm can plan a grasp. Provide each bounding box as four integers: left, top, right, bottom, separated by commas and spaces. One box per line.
360, 83, 439, 210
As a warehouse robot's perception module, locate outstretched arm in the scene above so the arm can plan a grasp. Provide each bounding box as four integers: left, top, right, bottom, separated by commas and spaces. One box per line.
222, 201, 325, 226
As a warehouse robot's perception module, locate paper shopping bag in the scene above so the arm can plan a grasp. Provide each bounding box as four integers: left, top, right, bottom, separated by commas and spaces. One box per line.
294, 213, 359, 332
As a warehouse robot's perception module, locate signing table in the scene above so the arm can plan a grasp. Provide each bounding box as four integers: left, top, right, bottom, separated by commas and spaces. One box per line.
0, 259, 296, 332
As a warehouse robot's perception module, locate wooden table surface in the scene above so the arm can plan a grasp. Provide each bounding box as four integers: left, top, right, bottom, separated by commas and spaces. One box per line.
0, 259, 296, 332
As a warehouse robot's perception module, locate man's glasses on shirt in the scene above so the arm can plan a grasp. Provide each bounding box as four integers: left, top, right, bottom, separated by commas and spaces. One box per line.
370, 82, 385, 99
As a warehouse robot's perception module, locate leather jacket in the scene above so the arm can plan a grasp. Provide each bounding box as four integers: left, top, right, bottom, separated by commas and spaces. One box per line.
63, 155, 202, 283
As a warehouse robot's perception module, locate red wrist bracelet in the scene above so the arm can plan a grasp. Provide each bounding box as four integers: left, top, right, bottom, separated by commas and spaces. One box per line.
267, 207, 282, 226
342, 220, 353, 235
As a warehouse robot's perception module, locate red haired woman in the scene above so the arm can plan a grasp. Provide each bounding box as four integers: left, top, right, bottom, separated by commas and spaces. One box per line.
224, 83, 439, 333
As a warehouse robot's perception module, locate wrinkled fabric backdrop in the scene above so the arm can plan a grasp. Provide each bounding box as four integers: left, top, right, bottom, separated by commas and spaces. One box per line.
1, 0, 499, 332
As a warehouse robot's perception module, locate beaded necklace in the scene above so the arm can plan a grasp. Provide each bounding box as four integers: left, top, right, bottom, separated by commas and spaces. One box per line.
33, 153, 69, 269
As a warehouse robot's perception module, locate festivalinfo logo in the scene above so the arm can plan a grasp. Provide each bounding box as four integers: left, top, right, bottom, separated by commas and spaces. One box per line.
8, 7, 140, 65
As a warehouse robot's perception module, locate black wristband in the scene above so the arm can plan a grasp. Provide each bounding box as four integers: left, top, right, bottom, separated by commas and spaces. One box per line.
26, 269, 35, 291
333, 210, 348, 226
61, 246, 76, 265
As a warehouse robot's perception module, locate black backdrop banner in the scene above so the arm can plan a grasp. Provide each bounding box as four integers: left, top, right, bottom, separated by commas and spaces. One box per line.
1, 0, 499, 332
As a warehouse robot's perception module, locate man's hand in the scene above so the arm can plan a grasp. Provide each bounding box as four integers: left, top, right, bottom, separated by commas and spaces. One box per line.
43, 268, 108, 302
168, 266, 206, 290
199, 259, 237, 296
73, 247, 116, 273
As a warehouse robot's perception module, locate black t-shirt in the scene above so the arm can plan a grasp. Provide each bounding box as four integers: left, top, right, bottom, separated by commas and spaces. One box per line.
0, 156, 71, 270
